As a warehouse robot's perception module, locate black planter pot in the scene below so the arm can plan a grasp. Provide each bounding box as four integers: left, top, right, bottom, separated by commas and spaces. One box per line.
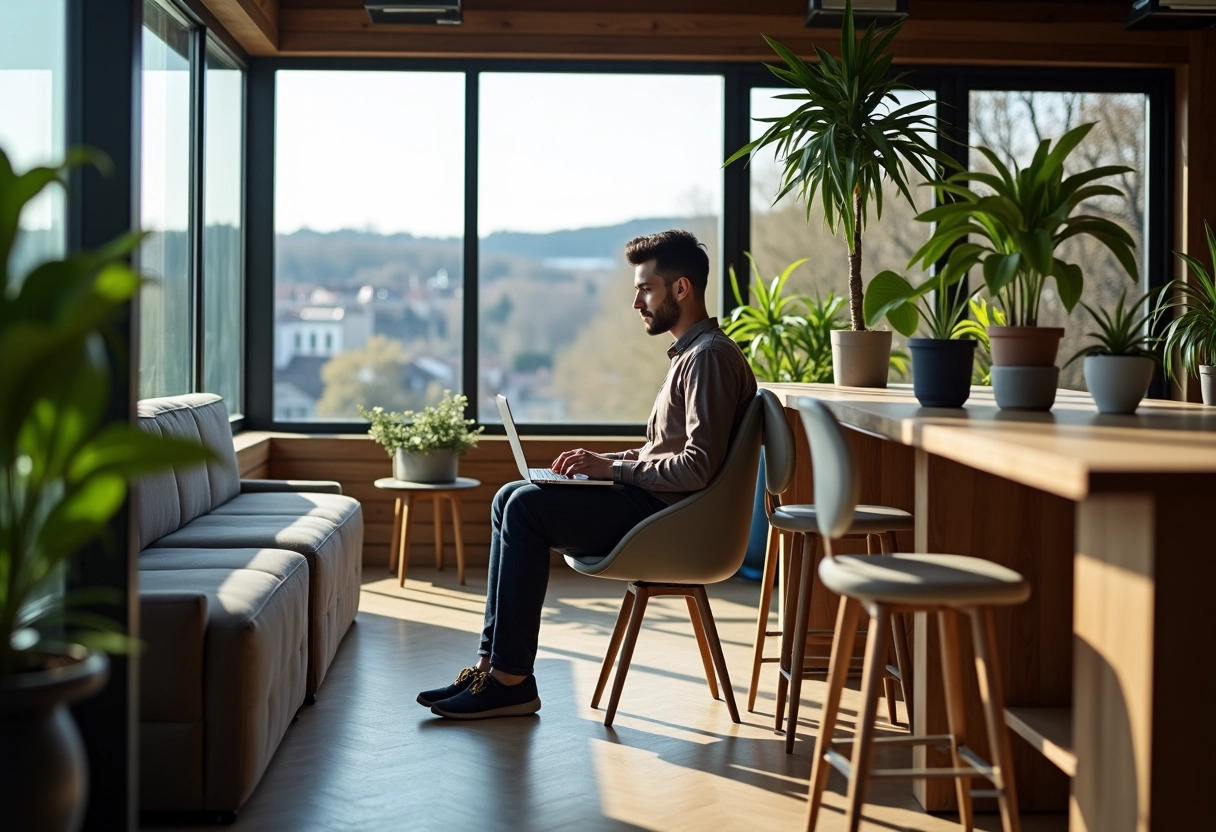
0, 646, 108, 832
909, 337, 978, 408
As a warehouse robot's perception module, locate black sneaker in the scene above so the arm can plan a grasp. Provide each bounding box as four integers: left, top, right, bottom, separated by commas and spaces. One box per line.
416, 667, 485, 708
430, 673, 542, 720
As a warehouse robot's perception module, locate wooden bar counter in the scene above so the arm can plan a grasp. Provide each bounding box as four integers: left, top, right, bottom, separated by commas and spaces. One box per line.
762, 383, 1216, 832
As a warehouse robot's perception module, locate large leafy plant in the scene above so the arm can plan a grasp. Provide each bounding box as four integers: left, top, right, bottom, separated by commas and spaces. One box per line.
910, 122, 1138, 327
725, 0, 954, 331
357, 390, 483, 456
1163, 221, 1216, 383
0, 148, 214, 676
863, 267, 980, 341
724, 254, 845, 383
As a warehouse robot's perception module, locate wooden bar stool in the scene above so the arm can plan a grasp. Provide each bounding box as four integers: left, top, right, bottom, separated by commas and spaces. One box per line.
746, 398, 915, 750
797, 396, 1028, 832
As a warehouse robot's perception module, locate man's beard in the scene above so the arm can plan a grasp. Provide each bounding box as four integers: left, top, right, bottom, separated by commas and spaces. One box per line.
642, 293, 680, 336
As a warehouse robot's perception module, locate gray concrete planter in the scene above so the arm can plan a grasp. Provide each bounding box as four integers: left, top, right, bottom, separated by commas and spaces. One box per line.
1083, 354, 1154, 415
393, 448, 459, 483
831, 329, 892, 388
991, 365, 1060, 411
1202, 365, 1216, 405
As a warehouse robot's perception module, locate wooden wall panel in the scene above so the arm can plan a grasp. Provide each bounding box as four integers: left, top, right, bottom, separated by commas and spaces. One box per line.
262, 434, 638, 569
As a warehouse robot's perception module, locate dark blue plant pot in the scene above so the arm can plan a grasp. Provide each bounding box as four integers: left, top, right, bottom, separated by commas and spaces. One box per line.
909, 338, 977, 408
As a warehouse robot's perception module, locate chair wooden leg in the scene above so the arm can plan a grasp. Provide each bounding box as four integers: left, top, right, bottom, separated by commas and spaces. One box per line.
603, 585, 650, 727
748, 525, 782, 712
970, 607, 1022, 832
774, 533, 803, 733
397, 494, 415, 588
448, 495, 466, 586
592, 587, 635, 709
686, 595, 720, 701
843, 603, 890, 832
805, 596, 861, 832
784, 533, 817, 753
880, 532, 914, 729
691, 585, 740, 724
938, 610, 975, 832
388, 496, 402, 574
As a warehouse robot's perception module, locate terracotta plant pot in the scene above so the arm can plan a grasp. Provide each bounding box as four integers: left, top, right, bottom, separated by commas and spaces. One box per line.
987, 326, 1065, 367
393, 448, 459, 483
830, 329, 893, 388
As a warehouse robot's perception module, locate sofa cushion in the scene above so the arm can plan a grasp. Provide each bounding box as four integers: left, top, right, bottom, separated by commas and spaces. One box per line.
212, 492, 361, 526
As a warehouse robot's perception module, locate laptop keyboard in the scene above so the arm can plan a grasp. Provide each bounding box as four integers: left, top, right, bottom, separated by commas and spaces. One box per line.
529, 467, 570, 481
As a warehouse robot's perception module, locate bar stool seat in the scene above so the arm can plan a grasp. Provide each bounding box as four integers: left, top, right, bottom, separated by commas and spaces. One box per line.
770, 504, 914, 534
820, 553, 1030, 607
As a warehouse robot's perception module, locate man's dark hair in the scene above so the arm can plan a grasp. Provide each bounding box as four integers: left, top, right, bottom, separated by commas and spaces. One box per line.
625, 229, 710, 297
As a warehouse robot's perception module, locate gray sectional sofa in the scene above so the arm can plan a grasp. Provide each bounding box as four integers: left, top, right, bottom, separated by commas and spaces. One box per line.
133, 393, 363, 815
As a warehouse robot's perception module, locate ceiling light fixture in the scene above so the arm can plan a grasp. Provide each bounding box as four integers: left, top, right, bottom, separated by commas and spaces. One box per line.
805, 0, 908, 28
365, 2, 463, 26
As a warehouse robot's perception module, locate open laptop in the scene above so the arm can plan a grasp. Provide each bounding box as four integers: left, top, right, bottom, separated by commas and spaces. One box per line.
496, 394, 613, 486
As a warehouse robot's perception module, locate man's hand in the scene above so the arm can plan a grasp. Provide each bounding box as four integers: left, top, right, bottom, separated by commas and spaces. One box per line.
551, 449, 613, 480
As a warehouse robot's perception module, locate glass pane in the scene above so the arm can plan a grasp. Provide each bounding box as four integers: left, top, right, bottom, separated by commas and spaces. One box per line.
0, 0, 67, 283
274, 70, 465, 422
203, 42, 243, 418
969, 91, 1148, 390
478, 72, 723, 424
139, 0, 193, 398
748, 86, 936, 308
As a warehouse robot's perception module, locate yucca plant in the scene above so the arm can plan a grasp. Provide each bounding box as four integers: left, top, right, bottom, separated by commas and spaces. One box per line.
1066, 287, 1168, 367
911, 122, 1138, 327
725, 0, 954, 331
1163, 221, 1216, 384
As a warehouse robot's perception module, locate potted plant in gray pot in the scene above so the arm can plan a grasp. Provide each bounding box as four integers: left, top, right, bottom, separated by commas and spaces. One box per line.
0, 148, 213, 831
912, 122, 1140, 410
1163, 221, 1216, 405
863, 265, 980, 408
725, 0, 953, 388
1066, 286, 1169, 414
359, 390, 483, 484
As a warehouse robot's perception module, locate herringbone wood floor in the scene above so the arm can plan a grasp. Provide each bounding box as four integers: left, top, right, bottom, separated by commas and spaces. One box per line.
145, 568, 1068, 832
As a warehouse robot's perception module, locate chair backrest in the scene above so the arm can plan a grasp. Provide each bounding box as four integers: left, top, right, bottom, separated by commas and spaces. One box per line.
564, 392, 765, 584
759, 388, 795, 497
795, 396, 858, 541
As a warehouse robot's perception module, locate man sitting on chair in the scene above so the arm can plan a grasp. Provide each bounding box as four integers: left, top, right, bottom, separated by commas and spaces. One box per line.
419, 229, 757, 719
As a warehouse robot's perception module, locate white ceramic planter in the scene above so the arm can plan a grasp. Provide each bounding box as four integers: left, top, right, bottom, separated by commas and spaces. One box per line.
393, 448, 459, 483
1084, 354, 1154, 415
830, 329, 893, 388
1201, 365, 1216, 405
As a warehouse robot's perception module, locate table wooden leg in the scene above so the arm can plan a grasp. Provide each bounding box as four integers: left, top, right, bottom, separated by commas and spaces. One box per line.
397, 494, 415, 588
434, 495, 445, 571
389, 496, 403, 574
448, 494, 466, 585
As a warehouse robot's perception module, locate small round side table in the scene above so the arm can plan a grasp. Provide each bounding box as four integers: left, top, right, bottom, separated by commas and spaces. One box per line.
374, 476, 481, 587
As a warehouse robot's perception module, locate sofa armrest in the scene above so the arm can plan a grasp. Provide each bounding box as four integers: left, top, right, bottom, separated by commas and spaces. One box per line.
240, 478, 343, 495
139, 591, 208, 722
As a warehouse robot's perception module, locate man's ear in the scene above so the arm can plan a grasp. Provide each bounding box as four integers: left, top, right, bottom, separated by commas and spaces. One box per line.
675, 276, 690, 300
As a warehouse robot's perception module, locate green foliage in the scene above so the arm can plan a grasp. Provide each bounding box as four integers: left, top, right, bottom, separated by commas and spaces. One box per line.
1066, 287, 1168, 367
725, 0, 954, 329
357, 391, 483, 456
724, 254, 844, 383
863, 268, 979, 340
1163, 222, 1216, 383
0, 147, 215, 675
953, 298, 1007, 385
911, 122, 1138, 327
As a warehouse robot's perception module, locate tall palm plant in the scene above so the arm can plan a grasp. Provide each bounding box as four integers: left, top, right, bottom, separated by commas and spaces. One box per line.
726, 0, 954, 331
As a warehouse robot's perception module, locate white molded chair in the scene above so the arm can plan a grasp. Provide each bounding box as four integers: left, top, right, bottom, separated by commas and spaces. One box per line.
561, 391, 769, 727
797, 396, 1028, 832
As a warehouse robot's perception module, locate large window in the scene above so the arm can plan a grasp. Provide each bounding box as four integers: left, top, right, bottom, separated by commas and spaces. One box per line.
273, 70, 465, 422
203, 40, 245, 416
139, 0, 193, 397
969, 90, 1150, 390
478, 72, 724, 424
0, 0, 67, 283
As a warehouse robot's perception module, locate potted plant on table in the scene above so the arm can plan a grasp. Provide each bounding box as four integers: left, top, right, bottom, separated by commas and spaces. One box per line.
1066, 287, 1169, 414
863, 265, 981, 408
358, 390, 483, 484
911, 121, 1140, 410
0, 148, 213, 830
725, 0, 954, 388
1163, 221, 1216, 405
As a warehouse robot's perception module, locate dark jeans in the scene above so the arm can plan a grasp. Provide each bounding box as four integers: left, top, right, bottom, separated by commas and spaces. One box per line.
479, 480, 667, 676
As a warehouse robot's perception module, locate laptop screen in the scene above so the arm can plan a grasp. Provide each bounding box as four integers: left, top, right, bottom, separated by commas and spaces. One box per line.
495, 395, 533, 480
